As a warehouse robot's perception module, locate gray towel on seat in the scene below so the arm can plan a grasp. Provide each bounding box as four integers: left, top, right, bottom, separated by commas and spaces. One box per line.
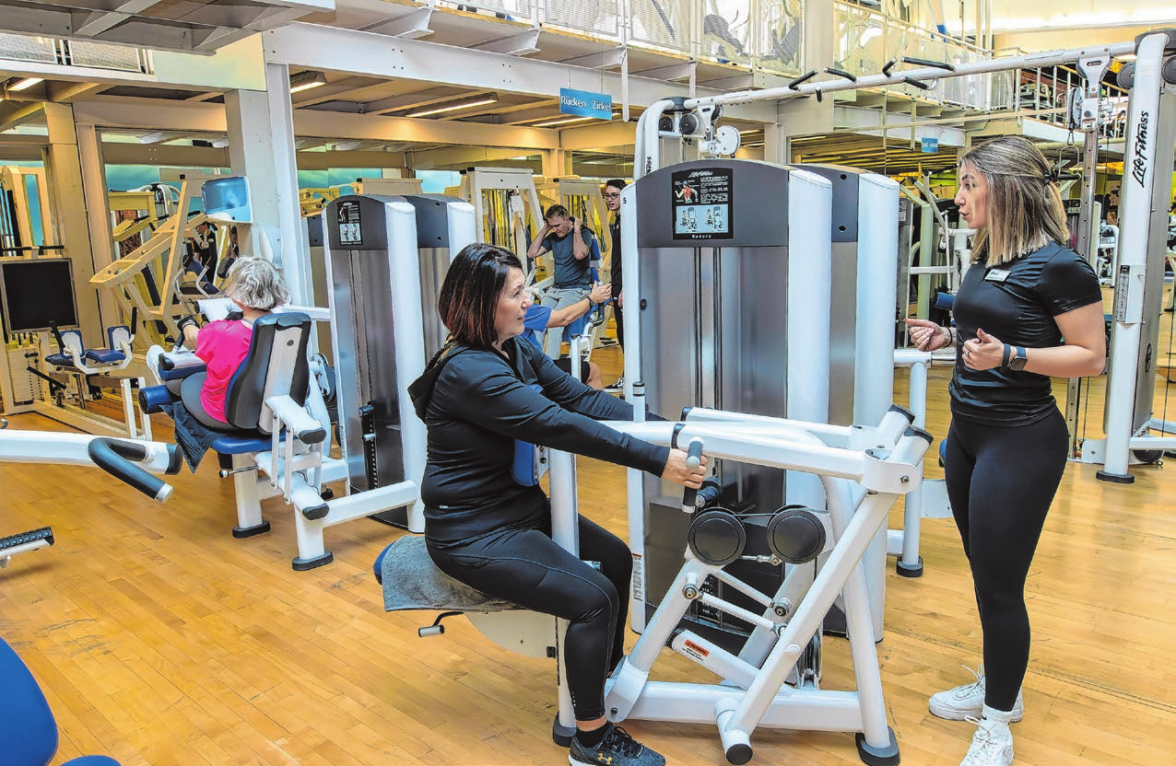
381, 535, 517, 613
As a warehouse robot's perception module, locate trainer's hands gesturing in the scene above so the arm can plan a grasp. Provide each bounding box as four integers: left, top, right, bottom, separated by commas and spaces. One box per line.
662, 448, 708, 489
903, 317, 952, 352
961, 328, 1005, 371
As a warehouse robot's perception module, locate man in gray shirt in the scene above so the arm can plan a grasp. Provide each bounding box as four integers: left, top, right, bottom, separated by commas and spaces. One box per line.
526, 204, 597, 358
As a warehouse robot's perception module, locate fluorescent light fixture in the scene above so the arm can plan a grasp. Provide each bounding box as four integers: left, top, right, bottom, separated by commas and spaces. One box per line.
531, 115, 600, 128
288, 71, 327, 94
406, 94, 499, 118
9, 77, 43, 92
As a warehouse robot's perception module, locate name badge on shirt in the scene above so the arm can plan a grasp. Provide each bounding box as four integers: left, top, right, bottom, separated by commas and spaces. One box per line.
985, 269, 1011, 282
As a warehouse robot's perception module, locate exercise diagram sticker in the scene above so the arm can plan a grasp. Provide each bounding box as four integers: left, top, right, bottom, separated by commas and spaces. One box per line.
337, 200, 363, 246
672, 167, 733, 240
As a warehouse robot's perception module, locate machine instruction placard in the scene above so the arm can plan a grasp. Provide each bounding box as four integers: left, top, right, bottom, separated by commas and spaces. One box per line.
337, 200, 363, 246
672, 167, 733, 240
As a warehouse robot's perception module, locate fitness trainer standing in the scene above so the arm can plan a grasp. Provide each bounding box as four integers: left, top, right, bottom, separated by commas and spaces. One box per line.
905, 136, 1105, 766
409, 243, 706, 766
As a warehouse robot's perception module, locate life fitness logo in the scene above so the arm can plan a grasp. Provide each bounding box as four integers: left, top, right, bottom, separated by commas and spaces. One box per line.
1131, 109, 1150, 188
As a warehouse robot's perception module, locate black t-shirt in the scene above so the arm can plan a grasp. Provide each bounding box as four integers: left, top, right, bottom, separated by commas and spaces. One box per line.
949, 242, 1102, 426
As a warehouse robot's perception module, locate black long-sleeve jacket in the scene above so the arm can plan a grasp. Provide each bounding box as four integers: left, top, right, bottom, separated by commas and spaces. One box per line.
409, 338, 669, 547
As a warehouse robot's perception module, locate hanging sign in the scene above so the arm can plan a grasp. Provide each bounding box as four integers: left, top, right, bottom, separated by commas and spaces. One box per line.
921, 136, 939, 153
560, 88, 613, 120
672, 167, 733, 240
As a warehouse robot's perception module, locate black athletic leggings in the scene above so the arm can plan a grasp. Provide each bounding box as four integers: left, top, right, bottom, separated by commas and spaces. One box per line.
943, 407, 1069, 712
427, 509, 631, 721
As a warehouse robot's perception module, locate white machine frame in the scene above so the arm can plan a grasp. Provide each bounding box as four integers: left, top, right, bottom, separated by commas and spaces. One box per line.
1079, 31, 1176, 481
462, 407, 927, 764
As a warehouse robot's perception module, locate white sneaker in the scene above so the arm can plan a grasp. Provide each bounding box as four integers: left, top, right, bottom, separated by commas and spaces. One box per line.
960, 709, 1015, 766
930, 665, 1023, 722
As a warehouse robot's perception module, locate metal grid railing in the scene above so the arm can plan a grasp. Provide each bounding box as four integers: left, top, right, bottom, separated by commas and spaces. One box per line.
0, 34, 153, 75
833, 1, 994, 110
543, 0, 622, 38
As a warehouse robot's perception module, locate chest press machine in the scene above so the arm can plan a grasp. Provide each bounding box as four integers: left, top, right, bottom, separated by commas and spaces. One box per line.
375, 407, 928, 765
373, 156, 921, 763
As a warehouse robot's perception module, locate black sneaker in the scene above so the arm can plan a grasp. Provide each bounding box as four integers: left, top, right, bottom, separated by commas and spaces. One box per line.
568, 724, 665, 766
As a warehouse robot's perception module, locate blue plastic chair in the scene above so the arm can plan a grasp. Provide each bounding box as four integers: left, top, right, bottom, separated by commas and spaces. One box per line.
0, 636, 121, 766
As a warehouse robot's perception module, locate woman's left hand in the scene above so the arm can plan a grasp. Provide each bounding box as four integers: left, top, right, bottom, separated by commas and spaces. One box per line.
961, 328, 1005, 371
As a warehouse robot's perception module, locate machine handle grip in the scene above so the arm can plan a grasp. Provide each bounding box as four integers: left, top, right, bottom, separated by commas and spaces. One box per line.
87, 438, 174, 502
129, 307, 139, 337
48, 321, 66, 352
680, 438, 705, 513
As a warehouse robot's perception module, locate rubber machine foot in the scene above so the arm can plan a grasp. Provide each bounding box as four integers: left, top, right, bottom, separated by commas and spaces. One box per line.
232, 520, 271, 538
551, 715, 576, 747
292, 551, 333, 571
1095, 470, 1135, 484
896, 556, 924, 578
856, 727, 900, 766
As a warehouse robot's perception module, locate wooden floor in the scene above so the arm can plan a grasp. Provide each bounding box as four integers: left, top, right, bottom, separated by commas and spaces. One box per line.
2, 341, 1176, 766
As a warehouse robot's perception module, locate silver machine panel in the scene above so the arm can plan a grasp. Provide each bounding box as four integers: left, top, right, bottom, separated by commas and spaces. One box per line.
323, 193, 473, 529
630, 160, 822, 646
629, 159, 898, 645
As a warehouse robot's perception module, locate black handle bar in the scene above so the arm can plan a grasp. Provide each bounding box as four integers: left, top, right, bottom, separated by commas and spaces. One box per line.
86, 438, 179, 502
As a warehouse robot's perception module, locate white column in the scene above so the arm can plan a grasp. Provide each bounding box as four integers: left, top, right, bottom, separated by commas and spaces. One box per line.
75, 123, 121, 329
224, 63, 310, 306
43, 102, 104, 337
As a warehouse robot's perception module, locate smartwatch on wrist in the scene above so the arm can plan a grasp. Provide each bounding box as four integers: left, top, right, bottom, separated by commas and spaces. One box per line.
1008, 346, 1028, 371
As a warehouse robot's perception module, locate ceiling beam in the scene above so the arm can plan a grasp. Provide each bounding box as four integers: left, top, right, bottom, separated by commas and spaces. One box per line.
72, 95, 563, 151
558, 121, 637, 152
296, 149, 407, 170
471, 29, 541, 57
72, 0, 159, 38
99, 141, 229, 167
46, 81, 111, 103
405, 145, 534, 170
291, 76, 387, 108
294, 108, 560, 149
0, 102, 47, 133
263, 24, 777, 122
364, 88, 494, 117
361, 7, 434, 40
559, 47, 626, 70
439, 98, 554, 121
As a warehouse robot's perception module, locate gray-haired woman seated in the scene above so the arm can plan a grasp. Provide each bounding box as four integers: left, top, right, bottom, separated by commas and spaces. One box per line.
175, 257, 289, 430
409, 242, 707, 766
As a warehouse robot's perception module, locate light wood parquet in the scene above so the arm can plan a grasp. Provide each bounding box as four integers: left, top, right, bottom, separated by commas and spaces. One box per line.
2, 327, 1175, 766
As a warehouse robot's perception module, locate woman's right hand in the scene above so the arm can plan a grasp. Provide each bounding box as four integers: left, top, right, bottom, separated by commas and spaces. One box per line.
904, 318, 952, 352
662, 448, 707, 489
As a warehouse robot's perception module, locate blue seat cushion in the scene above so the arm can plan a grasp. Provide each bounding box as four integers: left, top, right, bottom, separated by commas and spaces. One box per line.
158, 364, 206, 382
211, 432, 285, 455
373, 542, 393, 585
84, 349, 126, 364
65, 756, 121, 765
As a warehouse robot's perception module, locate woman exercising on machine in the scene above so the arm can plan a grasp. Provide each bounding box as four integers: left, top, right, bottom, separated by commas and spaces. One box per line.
905, 135, 1105, 766
176, 258, 289, 430
409, 243, 706, 766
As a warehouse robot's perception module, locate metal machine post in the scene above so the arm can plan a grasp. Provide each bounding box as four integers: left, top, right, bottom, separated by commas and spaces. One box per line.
323, 194, 475, 532
803, 165, 902, 634
1097, 31, 1176, 482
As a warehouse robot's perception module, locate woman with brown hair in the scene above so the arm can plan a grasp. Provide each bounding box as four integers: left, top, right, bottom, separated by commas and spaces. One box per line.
905, 135, 1106, 766
409, 242, 705, 766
